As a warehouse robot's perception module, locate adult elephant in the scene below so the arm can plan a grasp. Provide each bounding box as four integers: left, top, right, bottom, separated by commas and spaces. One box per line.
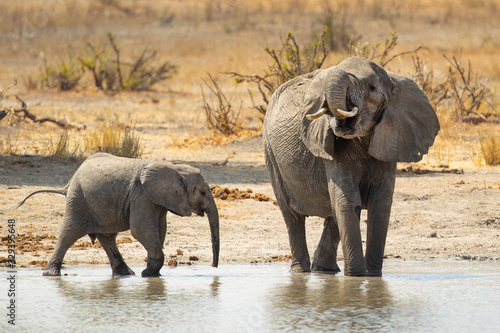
263, 56, 439, 276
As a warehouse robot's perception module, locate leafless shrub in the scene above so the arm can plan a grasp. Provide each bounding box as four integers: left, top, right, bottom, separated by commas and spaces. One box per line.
201, 73, 242, 135
443, 54, 494, 122
351, 31, 422, 67
409, 52, 496, 123
410, 54, 449, 110
227, 29, 329, 115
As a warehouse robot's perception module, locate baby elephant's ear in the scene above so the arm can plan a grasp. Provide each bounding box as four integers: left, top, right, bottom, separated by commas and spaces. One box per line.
140, 162, 191, 216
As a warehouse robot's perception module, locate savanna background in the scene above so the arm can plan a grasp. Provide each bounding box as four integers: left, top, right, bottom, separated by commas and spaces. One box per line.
1, 0, 499, 269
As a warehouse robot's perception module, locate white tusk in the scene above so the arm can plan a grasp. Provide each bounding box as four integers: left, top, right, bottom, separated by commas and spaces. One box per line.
306, 107, 328, 120
336, 106, 359, 118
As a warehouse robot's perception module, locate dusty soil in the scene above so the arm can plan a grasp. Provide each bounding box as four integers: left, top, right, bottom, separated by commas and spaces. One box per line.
0, 0, 499, 274
1, 136, 499, 274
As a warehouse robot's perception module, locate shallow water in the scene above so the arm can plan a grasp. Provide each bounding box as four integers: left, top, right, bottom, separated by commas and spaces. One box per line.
2, 261, 499, 332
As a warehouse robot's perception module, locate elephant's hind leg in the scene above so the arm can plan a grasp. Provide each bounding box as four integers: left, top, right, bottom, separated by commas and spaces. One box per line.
43, 227, 85, 276
96, 233, 135, 276
312, 217, 341, 274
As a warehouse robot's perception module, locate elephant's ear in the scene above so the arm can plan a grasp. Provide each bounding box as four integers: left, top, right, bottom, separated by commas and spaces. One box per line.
301, 68, 336, 160
369, 72, 440, 162
140, 162, 192, 216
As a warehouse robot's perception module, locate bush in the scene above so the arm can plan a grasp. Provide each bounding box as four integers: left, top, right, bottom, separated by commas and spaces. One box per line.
80, 32, 176, 92
27, 60, 83, 91
26, 32, 175, 92
228, 29, 329, 115
201, 73, 242, 135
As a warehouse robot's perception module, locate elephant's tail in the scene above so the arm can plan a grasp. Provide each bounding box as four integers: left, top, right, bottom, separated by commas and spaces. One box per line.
17, 187, 68, 209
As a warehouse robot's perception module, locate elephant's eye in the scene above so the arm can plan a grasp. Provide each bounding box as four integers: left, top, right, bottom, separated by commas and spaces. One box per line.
369, 83, 376, 91
201, 191, 206, 196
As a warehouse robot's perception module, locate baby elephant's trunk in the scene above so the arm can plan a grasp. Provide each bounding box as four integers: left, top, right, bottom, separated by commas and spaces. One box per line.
206, 200, 220, 268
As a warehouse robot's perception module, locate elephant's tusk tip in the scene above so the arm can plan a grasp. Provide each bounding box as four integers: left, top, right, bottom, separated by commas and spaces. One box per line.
336, 106, 359, 118
306, 107, 328, 120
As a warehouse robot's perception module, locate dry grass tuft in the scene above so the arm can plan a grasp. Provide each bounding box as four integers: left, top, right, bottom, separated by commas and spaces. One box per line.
51, 132, 84, 161
479, 134, 500, 166
85, 123, 143, 158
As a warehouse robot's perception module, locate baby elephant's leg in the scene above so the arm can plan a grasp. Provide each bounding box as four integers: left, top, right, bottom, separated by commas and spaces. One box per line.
44, 219, 85, 276
135, 233, 164, 277
130, 222, 165, 277
96, 233, 135, 276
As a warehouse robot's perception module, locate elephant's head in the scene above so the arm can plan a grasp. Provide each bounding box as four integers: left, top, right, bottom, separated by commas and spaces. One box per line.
302, 56, 440, 162
140, 162, 220, 267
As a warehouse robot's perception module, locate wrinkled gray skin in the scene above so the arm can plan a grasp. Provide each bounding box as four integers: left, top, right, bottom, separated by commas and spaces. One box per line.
263, 57, 440, 276
18, 153, 220, 277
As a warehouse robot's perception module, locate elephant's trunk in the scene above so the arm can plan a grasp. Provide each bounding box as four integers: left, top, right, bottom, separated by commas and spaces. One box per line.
325, 68, 360, 120
206, 199, 220, 268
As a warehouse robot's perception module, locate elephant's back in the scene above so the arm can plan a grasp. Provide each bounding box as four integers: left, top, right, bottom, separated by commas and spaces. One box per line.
264, 71, 320, 134
70, 154, 145, 226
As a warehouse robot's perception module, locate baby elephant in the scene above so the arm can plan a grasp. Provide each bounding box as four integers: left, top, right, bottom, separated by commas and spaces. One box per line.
18, 153, 219, 277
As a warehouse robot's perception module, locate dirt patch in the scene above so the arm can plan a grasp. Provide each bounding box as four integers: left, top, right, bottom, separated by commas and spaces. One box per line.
211, 185, 275, 203
1, 142, 500, 271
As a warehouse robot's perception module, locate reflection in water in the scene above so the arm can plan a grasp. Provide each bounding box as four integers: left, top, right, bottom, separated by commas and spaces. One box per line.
8, 262, 500, 332
269, 274, 394, 332
53, 275, 167, 302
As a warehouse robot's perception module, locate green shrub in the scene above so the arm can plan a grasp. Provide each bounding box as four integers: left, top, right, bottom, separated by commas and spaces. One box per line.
80, 32, 176, 92
27, 60, 83, 91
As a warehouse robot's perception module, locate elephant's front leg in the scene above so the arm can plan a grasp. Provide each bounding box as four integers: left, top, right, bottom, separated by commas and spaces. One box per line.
328, 179, 366, 276
312, 216, 341, 274
130, 209, 165, 277
97, 233, 135, 276
365, 180, 395, 277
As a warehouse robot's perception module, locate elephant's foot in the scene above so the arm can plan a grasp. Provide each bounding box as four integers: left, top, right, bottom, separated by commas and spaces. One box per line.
366, 269, 382, 277
311, 261, 341, 275
141, 260, 163, 277
112, 262, 135, 276
343, 269, 367, 277
141, 268, 161, 277
289, 261, 311, 273
43, 260, 63, 276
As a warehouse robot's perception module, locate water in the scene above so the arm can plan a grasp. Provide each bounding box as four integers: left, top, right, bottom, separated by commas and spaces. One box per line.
2, 261, 499, 332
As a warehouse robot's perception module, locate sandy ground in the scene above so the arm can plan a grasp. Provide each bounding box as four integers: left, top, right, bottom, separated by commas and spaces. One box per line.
1, 135, 499, 274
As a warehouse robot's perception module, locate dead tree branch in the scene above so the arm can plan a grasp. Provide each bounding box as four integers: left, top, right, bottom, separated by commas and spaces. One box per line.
1, 94, 85, 129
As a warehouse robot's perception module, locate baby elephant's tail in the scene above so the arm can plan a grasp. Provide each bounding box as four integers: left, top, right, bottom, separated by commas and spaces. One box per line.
17, 187, 68, 209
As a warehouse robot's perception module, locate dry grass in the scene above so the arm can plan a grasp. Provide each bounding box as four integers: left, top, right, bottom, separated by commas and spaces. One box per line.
84, 123, 143, 158
0, 0, 499, 168
479, 134, 500, 166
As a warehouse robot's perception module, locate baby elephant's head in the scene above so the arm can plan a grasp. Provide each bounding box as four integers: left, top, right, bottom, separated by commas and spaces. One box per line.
140, 161, 220, 267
